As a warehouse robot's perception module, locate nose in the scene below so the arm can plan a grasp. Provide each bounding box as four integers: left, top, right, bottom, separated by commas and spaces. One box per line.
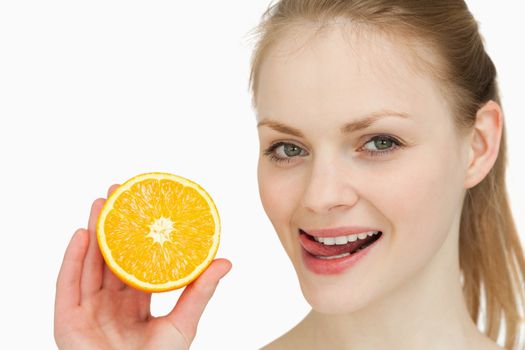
300, 157, 359, 214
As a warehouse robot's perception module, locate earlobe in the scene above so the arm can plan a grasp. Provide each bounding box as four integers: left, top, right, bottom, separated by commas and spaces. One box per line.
463, 100, 503, 189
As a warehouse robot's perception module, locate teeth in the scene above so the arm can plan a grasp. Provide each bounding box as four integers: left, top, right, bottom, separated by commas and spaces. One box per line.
313, 231, 380, 246
316, 252, 351, 260
323, 237, 335, 245
335, 236, 348, 245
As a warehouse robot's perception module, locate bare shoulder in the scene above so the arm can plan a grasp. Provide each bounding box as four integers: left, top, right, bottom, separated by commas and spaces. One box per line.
486, 342, 505, 350
259, 316, 312, 350
481, 342, 505, 350
261, 332, 301, 350
470, 335, 505, 350
259, 334, 292, 350
260, 328, 306, 350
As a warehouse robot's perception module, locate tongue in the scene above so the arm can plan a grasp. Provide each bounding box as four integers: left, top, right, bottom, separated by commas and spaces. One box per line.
299, 231, 379, 257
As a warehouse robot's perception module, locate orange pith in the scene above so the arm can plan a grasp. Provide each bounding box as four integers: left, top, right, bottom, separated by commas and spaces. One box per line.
96, 172, 220, 292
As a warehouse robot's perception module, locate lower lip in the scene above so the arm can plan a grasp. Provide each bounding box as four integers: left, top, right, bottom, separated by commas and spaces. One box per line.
300, 234, 383, 275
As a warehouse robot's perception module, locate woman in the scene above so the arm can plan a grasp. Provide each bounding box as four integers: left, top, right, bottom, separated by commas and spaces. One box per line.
54, 1, 524, 349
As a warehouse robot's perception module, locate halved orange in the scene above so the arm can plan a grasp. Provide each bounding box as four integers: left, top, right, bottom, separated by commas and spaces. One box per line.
96, 172, 220, 292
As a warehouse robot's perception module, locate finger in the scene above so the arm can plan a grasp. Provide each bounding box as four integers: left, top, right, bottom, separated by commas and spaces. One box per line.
80, 198, 106, 298
123, 287, 153, 321
55, 229, 89, 314
166, 258, 232, 343
107, 183, 120, 198
102, 264, 126, 291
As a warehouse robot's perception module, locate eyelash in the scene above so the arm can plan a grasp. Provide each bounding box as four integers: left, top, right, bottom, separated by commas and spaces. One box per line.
263, 135, 403, 164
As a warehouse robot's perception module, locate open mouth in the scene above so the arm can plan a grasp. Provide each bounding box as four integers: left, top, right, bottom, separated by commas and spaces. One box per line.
299, 229, 383, 259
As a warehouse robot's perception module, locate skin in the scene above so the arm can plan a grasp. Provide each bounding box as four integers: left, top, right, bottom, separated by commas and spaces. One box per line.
256, 23, 504, 350
54, 21, 506, 350
54, 184, 232, 349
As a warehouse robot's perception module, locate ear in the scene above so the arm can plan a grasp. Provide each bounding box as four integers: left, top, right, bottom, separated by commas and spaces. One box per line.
463, 100, 503, 189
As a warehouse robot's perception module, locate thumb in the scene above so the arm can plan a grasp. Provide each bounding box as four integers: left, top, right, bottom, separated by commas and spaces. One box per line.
166, 258, 232, 344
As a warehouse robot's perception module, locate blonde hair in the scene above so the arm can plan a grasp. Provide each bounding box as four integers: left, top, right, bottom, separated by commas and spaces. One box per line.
246, 1, 525, 348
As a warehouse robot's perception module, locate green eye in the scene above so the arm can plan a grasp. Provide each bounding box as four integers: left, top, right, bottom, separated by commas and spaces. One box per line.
372, 136, 394, 150
361, 135, 402, 158
263, 142, 308, 164
283, 144, 302, 157
363, 136, 396, 151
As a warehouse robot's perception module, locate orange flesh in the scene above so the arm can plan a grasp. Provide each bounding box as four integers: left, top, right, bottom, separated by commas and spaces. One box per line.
103, 178, 216, 285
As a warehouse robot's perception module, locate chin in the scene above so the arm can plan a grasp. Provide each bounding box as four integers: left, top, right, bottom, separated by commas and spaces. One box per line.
295, 270, 375, 315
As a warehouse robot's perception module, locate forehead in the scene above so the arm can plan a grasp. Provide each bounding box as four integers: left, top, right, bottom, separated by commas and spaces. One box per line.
255, 23, 449, 125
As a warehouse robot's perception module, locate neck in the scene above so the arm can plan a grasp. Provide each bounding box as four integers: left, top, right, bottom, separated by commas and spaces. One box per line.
290, 225, 489, 350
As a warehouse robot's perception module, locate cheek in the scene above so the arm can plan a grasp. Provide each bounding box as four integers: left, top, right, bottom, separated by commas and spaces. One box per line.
366, 145, 464, 260
257, 159, 304, 230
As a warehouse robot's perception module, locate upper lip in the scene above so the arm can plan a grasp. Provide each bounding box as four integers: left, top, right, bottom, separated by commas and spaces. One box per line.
300, 226, 381, 238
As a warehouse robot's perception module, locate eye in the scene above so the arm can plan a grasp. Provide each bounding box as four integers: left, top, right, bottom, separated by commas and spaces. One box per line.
263, 142, 308, 164
360, 135, 403, 158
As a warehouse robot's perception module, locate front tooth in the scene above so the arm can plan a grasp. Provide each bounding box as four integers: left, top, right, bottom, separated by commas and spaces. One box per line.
347, 234, 358, 242
323, 237, 336, 245
335, 236, 348, 245
357, 233, 368, 239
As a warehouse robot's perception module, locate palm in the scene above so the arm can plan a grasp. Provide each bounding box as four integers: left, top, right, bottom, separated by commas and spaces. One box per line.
54, 184, 231, 350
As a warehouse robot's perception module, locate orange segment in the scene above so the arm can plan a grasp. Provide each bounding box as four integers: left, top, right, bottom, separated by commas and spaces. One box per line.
97, 172, 220, 292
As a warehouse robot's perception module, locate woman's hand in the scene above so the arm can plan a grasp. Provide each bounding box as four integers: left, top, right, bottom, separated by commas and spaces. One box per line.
54, 184, 232, 350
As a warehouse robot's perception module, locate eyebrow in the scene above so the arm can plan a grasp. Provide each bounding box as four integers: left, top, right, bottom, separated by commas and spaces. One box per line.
257, 109, 411, 137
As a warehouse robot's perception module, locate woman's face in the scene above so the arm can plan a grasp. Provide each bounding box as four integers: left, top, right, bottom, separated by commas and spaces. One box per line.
255, 25, 471, 314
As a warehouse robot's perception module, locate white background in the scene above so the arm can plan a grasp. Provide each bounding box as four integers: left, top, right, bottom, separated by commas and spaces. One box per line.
0, 1, 523, 349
